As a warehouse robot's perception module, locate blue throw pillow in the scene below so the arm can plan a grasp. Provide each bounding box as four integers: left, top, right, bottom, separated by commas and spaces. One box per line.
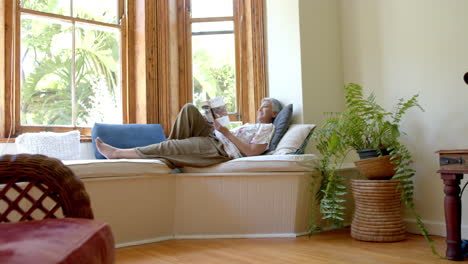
91, 123, 166, 159
267, 104, 293, 152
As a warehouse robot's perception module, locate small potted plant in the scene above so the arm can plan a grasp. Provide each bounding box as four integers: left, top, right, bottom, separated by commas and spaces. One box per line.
311, 83, 438, 254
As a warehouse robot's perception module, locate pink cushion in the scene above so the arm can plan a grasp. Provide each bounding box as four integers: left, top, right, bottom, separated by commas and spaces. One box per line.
0, 218, 114, 264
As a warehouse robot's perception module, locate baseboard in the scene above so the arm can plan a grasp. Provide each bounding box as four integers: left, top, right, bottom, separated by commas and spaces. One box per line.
404, 218, 468, 238
116, 236, 174, 248
115, 223, 352, 249
116, 232, 311, 248
404, 218, 447, 237
174, 233, 303, 239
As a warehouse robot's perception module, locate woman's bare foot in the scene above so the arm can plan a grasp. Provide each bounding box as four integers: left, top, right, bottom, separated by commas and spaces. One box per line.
95, 137, 118, 159
95, 137, 142, 159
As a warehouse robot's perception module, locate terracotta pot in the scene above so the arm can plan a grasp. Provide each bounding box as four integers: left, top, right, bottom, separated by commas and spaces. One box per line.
354, 155, 397, 180
351, 180, 406, 242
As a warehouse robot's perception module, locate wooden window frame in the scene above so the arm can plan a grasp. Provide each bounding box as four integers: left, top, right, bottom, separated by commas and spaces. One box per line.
177, 0, 267, 124
129, 0, 174, 136
3, 0, 130, 138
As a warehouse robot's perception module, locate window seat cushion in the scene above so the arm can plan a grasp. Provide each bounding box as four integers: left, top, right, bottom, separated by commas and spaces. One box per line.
63, 159, 172, 179
179, 154, 318, 173
64, 155, 316, 178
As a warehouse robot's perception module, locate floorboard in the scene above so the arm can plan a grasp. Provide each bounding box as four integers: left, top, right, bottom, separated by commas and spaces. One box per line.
116, 228, 454, 264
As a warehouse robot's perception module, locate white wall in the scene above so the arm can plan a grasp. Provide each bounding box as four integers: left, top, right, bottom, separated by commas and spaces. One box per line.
299, 0, 345, 126
265, 0, 345, 125
265, 0, 304, 123
340, 0, 468, 237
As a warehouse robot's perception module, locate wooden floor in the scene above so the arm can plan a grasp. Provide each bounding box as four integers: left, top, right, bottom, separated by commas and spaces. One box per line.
116, 229, 455, 264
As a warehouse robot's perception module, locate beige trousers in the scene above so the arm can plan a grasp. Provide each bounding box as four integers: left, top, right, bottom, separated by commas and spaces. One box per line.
135, 104, 230, 168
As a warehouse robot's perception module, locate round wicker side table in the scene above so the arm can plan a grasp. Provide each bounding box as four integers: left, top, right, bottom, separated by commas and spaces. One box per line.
351, 179, 406, 242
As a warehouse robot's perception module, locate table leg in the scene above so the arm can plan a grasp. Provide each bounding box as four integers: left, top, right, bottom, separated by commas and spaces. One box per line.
442, 173, 464, 261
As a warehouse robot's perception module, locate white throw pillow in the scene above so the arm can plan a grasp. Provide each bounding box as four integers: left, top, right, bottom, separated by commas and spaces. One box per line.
15, 130, 81, 160
271, 124, 316, 155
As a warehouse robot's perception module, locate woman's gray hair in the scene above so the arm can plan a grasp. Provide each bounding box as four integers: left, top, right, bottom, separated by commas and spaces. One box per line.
262, 98, 283, 114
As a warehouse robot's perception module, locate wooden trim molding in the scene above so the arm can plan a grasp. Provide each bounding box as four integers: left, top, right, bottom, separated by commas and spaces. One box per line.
3, 0, 15, 138
126, 0, 136, 123
0, 0, 5, 138
235, 0, 246, 121
191, 16, 234, 23
120, 0, 130, 124
20, 9, 123, 29
177, 0, 192, 109
251, 0, 268, 107
143, 0, 158, 124
238, 0, 251, 122
156, 0, 172, 135
167, 0, 181, 130
133, 0, 174, 135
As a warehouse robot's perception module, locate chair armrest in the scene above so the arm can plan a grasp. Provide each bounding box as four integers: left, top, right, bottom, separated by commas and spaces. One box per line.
0, 154, 93, 222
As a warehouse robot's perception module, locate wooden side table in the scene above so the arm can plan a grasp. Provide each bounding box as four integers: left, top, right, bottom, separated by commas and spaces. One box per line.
437, 150, 468, 261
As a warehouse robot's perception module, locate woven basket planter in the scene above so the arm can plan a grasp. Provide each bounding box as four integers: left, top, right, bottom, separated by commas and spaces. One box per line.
354, 155, 397, 180
351, 179, 406, 242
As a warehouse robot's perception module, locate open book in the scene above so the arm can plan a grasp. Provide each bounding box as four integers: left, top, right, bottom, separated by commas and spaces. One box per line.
201, 96, 230, 127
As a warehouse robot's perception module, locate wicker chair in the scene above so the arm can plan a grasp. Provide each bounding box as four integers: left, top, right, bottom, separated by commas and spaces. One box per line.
0, 154, 114, 264
0, 154, 94, 221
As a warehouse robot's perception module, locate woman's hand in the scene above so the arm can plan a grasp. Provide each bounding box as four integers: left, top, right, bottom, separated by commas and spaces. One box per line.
214, 120, 267, 156
214, 120, 229, 136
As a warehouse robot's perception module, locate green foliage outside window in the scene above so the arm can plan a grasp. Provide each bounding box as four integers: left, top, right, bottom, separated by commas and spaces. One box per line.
20, 0, 121, 127
192, 39, 237, 114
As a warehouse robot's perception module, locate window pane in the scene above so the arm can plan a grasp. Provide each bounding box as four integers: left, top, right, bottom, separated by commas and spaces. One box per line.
73, 0, 118, 24
192, 22, 237, 113
75, 24, 122, 126
191, 0, 233, 18
20, 16, 73, 126
21, 0, 70, 16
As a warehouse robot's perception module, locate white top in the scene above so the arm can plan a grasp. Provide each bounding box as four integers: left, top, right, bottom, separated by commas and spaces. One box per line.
215, 123, 275, 159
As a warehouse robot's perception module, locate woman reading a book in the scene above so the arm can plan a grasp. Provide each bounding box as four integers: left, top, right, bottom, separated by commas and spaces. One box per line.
95, 98, 283, 168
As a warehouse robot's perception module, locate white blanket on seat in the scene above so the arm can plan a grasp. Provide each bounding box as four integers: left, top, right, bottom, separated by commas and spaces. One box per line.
15, 131, 81, 160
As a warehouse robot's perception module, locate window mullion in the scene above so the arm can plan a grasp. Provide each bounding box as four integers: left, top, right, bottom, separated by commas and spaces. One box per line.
19, 9, 122, 29
71, 0, 76, 126
234, 0, 242, 121
190, 16, 234, 23
14, 0, 21, 132
192, 30, 234, 36
71, 21, 77, 127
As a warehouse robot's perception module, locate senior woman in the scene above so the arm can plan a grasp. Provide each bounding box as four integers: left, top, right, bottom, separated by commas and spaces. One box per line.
96, 98, 283, 168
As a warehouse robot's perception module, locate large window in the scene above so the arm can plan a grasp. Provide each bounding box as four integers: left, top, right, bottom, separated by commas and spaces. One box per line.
179, 0, 267, 123
2, 0, 266, 139
7, 0, 126, 135
190, 0, 238, 116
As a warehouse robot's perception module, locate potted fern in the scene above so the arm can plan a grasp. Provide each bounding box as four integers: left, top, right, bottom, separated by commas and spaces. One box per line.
311, 83, 438, 254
